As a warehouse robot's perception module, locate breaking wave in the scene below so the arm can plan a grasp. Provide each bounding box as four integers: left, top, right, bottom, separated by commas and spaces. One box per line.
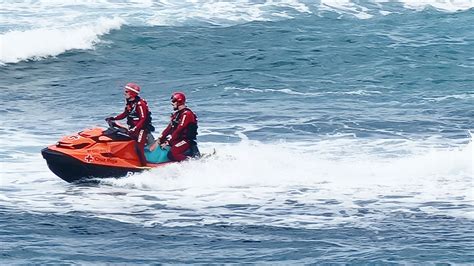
0, 17, 124, 64
1, 0, 473, 64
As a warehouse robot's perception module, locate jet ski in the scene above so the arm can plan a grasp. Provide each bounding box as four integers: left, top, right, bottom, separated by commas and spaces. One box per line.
41, 121, 172, 183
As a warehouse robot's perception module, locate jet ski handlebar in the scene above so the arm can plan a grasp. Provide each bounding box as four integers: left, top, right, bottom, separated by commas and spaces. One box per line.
106, 120, 129, 135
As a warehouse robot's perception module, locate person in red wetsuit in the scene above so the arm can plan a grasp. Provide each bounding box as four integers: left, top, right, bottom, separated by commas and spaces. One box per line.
106, 83, 154, 166
151, 92, 200, 162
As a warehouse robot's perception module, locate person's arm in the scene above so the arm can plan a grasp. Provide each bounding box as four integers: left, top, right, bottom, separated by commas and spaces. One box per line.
113, 107, 128, 120
159, 123, 172, 144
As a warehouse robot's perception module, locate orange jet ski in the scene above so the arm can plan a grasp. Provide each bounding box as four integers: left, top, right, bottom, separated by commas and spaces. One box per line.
41, 121, 172, 183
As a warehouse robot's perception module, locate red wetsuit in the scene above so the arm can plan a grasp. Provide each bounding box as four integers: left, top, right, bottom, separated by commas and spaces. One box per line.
113, 96, 150, 166
159, 107, 199, 161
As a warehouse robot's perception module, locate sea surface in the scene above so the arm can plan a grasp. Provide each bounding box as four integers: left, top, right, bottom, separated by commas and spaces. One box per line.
1, 0, 473, 263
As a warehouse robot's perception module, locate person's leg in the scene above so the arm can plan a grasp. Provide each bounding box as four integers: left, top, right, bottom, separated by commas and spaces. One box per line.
135, 129, 148, 166
168, 140, 190, 162
146, 133, 155, 145
189, 142, 201, 158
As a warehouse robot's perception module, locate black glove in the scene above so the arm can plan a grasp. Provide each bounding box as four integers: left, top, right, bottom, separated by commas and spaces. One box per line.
105, 117, 114, 122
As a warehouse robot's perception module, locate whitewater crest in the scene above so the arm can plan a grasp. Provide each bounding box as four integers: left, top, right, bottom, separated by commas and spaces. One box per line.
0, 17, 124, 64
1, 0, 473, 64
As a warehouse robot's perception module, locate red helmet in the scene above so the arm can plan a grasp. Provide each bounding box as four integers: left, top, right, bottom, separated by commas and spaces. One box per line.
124, 82, 140, 96
171, 92, 186, 105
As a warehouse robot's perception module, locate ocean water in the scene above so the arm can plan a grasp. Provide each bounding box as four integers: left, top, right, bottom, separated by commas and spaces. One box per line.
1, 0, 473, 263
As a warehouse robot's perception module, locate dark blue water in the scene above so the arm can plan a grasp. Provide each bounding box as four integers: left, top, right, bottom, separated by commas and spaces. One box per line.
2, 206, 473, 264
1, 1, 473, 263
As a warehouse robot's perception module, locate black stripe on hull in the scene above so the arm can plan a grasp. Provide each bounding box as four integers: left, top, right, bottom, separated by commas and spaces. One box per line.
41, 148, 143, 183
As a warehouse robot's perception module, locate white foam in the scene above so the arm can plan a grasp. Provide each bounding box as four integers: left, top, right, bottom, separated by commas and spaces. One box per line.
224, 86, 383, 97
146, 0, 311, 26
340, 89, 383, 95
319, 0, 473, 19
224, 86, 322, 96
0, 17, 124, 64
2, 136, 472, 228
1, 0, 471, 32
320, 0, 374, 19
112, 138, 473, 189
396, 0, 474, 12
424, 93, 474, 102
104, 138, 474, 226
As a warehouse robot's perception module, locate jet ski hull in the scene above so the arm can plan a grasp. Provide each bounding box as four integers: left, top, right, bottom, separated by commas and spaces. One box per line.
41, 148, 143, 183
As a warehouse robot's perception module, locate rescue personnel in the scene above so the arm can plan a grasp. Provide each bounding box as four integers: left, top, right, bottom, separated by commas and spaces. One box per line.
106, 82, 154, 166
150, 92, 200, 161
